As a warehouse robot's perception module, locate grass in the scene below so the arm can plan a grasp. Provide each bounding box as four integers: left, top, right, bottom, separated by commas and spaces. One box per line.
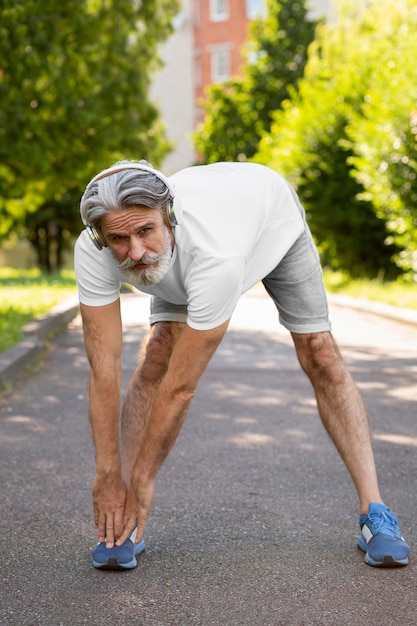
0, 267, 416, 355
323, 270, 417, 310
0, 268, 77, 353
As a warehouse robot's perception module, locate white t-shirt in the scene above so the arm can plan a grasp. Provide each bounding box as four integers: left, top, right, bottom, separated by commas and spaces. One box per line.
74, 162, 304, 330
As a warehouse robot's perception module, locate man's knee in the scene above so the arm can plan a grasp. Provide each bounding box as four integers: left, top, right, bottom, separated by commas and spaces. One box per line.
291, 331, 346, 382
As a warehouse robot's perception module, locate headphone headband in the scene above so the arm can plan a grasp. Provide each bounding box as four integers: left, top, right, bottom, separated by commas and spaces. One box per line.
87, 163, 175, 200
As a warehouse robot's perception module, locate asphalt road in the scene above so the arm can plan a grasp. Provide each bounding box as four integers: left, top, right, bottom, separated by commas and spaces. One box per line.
1, 289, 416, 626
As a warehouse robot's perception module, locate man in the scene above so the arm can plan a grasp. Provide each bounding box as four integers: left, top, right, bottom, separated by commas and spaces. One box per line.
74, 159, 409, 570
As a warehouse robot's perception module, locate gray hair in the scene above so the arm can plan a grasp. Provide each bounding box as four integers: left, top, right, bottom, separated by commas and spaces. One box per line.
80, 159, 171, 226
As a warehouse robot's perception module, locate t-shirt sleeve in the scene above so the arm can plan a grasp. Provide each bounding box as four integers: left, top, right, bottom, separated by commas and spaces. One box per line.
74, 230, 121, 306
185, 256, 245, 330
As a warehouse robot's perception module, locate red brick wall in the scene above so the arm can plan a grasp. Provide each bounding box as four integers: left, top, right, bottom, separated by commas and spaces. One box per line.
193, 0, 251, 103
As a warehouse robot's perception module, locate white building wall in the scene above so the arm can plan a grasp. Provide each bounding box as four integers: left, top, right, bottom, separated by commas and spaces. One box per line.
150, 1, 195, 174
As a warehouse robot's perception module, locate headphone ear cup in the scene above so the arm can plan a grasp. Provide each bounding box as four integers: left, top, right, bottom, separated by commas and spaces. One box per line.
167, 196, 183, 226
85, 225, 105, 250
166, 199, 178, 226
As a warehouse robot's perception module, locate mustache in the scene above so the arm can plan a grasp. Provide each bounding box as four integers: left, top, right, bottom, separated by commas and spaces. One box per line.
118, 251, 162, 270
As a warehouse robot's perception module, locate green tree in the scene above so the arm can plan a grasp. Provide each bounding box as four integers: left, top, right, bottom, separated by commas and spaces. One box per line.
193, 0, 318, 163
256, 0, 416, 279
346, 1, 417, 279
0, 0, 179, 270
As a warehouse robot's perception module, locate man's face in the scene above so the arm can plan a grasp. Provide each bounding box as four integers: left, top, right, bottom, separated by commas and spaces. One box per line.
100, 206, 174, 285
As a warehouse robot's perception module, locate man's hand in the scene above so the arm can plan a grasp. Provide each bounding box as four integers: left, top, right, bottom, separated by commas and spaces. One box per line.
92, 471, 127, 547
116, 479, 155, 547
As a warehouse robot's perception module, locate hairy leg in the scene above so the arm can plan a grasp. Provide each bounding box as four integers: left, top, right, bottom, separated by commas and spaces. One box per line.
121, 321, 185, 486
291, 331, 382, 514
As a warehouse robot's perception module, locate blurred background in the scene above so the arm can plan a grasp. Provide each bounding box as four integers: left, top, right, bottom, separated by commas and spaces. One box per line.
0, 0, 416, 283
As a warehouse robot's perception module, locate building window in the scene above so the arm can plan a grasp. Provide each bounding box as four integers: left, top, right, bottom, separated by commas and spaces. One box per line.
210, 0, 229, 22
246, 0, 267, 19
210, 46, 231, 82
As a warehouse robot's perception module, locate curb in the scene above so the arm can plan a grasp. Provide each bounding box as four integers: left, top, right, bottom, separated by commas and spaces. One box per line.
326, 293, 417, 328
0, 295, 80, 389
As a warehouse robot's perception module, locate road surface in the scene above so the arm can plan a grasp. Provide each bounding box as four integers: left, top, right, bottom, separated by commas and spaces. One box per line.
1, 289, 416, 625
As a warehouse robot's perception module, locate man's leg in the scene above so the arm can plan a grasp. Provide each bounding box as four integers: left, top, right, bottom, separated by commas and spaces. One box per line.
291, 330, 410, 566
291, 330, 381, 514
261, 188, 408, 564
120, 321, 185, 486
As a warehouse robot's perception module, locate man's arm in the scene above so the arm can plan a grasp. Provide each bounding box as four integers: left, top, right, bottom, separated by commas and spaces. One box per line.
80, 299, 126, 547
117, 319, 230, 545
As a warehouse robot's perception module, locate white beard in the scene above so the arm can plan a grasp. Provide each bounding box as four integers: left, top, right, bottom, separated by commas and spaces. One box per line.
115, 228, 173, 286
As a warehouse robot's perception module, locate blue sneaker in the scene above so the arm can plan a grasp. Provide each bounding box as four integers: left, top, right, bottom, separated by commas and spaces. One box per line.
357, 502, 409, 567
92, 528, 145, 570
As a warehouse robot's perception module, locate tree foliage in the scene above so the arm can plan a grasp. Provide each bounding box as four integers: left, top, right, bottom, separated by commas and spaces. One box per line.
193, 0, 318, 163
257, 0, 417, 280
346, 1, 417, 278
0, 0, 179, 270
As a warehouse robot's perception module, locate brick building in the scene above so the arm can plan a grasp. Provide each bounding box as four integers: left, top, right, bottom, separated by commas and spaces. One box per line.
192, 0, 264, 106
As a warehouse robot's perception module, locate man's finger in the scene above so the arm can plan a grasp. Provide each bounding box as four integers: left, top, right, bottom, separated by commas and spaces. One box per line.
97, 511, 106, 543
104, 517, 115, 548
115, 516, 137, 546
114, 506, 125, 541
93, 505, 99, 529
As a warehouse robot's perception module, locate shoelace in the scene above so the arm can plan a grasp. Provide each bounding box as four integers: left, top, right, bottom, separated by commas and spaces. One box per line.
368, 508, 400, 537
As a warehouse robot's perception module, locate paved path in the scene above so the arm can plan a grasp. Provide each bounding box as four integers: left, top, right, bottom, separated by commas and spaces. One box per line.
1, 289, 416, 625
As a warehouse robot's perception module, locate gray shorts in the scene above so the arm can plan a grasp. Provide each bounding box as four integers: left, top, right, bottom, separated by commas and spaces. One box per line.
150, 187, 331, 334
261, 228, 331, 333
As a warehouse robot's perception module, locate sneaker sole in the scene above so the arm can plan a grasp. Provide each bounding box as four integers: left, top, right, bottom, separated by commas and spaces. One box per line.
93, 556, 138, 570
364, 552, 409, 567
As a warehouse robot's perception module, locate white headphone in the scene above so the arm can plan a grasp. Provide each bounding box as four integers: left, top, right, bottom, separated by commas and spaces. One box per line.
82, 163, 178, 251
